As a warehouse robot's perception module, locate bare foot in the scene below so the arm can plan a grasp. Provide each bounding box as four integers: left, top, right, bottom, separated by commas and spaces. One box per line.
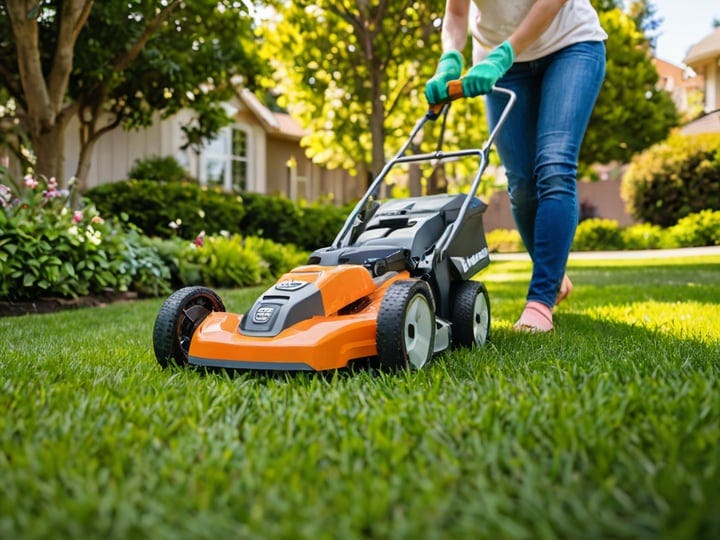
514, 301, 554, 333
555, 274, 573, 306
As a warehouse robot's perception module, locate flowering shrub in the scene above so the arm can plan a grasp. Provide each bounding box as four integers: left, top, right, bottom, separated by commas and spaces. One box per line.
0, 173, 171, 300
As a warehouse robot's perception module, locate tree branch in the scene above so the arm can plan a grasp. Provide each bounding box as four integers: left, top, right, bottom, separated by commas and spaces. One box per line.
111, 1, 182, 73
5, 0, 51, 132
48, 0, 94, 113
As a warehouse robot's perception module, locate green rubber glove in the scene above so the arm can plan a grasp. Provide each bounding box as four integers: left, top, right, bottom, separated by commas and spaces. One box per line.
425, 50, 464, 104
461, 40, 515, 97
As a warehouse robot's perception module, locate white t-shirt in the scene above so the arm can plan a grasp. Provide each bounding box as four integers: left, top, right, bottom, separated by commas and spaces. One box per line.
470, 0, 608, 63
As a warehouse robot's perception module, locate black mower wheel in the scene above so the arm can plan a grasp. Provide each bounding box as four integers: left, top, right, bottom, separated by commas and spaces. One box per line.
451, 280, 491, 348
375, 279, 436, 371
152, 286, 225, 368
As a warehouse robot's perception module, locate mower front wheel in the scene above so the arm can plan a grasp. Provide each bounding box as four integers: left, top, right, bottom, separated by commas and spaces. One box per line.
153, 286, 225, 368
375, 280, 436, 371
451, 280, 490, 348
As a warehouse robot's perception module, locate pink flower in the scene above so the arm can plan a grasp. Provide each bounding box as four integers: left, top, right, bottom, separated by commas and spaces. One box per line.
73, 210, 83, 223
24, 175, 38, 189
194, 231, 206, 247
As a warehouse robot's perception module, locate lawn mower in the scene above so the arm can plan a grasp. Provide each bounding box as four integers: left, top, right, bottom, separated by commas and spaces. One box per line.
153, 85, 516, 371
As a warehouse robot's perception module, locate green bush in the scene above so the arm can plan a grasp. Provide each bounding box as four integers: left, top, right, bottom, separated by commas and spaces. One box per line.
85, 180, 350, 250
242, 236, 308, 281
621, 223, 664, 250
572, 218, 624, 251
150, 234, 308, 289
622, 133, 720, 227
661, 209, 720, 248
0, 174, 171, 300
128, 155, 190, 183
486, 228, 524, 253
86, 180, 246, 239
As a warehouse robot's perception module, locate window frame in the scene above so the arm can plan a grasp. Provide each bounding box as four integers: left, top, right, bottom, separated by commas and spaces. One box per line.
198, 123, 252, 192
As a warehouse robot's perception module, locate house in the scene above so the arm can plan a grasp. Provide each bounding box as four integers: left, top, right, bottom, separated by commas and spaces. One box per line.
681, 27, 720, 135
652, 57, 704, 115
63, 89, 364, 204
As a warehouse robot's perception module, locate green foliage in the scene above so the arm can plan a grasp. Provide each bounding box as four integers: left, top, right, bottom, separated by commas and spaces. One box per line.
85, 180, 351, 250
573, 218, 624, 251
621, 222, 664, 250
128, 156, 190, 183
0, 174, 170, 300
149, 233, 308, 290
242, 236, 309, 281
179, 233, 309, 288
188, 234, 264, 288
581, 9, 678, 167
0, 1, 265, 183
486, 228, 524, 253
570, 212, 720, 252
260, 1, 446, 179
1, 255, 719, 539
86, 180, 247, 239
661, 210, 720, 248
622, 133, 720, 227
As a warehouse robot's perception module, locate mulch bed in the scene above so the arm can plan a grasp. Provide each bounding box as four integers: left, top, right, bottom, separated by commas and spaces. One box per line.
0, 291, 139, 318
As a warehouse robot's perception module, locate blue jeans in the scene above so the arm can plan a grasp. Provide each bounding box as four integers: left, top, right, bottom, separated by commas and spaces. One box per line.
486, 40, 606, 309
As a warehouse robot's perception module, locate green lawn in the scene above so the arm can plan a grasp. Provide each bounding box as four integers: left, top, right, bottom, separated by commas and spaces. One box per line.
2, 254, 719, 539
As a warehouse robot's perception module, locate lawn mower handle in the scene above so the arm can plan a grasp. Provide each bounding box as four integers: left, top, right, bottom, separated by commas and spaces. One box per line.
332, 86, 516, 254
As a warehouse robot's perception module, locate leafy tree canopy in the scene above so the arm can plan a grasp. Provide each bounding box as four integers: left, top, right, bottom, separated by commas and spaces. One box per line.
581, 8, 678, 166
0, 0, 264, 186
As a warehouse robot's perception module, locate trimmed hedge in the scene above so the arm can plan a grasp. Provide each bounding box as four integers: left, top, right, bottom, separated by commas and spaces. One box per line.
489, 211, 720, 254
622, 133, 720, 227
85, 180, 351, 250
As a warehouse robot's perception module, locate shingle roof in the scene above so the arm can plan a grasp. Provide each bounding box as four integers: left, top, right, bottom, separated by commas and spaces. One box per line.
238, 88, 306, 141
684, 27, 720, 66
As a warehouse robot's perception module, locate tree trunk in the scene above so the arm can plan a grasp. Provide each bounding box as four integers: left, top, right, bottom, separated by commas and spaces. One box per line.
34, 123, 66, 183
369, 89, 386, 190
75, 132, 97, 192
6, 0, 93, 183
427, 166, 447, 195
409, 163, 422, 197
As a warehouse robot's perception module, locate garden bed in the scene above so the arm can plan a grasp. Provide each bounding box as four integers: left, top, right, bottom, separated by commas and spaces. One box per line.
0, 291, 138, 318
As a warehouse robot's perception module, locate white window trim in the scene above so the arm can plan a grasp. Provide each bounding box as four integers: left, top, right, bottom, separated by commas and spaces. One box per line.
198, 123, 253, 191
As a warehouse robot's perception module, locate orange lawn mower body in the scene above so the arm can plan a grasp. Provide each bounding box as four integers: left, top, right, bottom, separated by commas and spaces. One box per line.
152, 87, 516, 371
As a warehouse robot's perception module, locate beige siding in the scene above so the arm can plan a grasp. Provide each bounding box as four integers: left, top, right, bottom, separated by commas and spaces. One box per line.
65, 110, 190, 189
61, 96, 362, 203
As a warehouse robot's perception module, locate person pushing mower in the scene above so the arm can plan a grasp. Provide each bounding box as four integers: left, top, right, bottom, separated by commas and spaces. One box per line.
425, 0, 607, 332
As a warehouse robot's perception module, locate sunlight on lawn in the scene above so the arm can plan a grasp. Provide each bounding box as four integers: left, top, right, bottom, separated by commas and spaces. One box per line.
582, 301, 719, 344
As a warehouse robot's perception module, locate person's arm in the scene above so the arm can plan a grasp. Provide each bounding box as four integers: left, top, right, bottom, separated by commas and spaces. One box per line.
460, 0, 570, 97
507, 0, 569, 56
441, 0, 471, 54
424, 0, 471, 103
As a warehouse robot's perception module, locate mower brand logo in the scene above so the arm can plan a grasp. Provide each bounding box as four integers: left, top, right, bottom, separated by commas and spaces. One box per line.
275, 280, 308, 292
253, 306, 276, 324
458, 247, 489, 273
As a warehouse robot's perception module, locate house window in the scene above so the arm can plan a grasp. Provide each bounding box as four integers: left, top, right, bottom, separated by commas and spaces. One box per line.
201, 125, 249, 191
286, 155, 309, 201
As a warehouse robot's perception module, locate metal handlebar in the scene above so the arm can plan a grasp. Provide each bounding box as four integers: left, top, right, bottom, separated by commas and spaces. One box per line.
331, 86, 517, 253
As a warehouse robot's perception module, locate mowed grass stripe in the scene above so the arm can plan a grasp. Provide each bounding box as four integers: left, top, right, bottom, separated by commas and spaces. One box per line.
1, 255, 719, 539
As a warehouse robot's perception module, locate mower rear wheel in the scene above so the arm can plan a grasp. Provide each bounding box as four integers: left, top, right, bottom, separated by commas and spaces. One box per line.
153, 286, 225, 368
376, 280, 436, 371
451, 280, 490, 347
